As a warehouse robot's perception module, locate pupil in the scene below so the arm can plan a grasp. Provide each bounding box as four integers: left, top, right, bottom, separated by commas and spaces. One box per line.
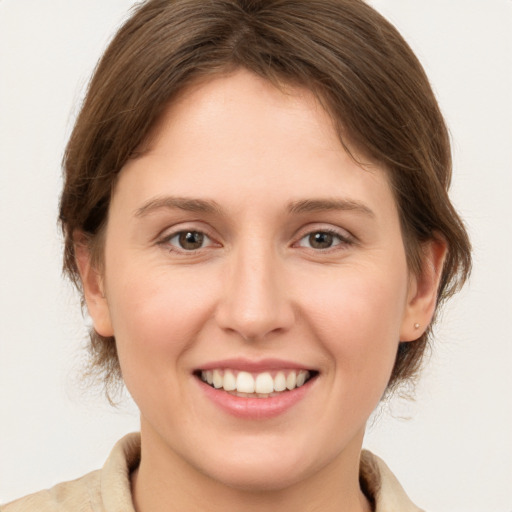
179, 231, 204, 249
310, 232, 333, 249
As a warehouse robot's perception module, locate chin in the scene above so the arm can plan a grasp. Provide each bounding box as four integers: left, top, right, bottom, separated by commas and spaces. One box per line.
203, 457, 312, 492
187, 435, 331, 492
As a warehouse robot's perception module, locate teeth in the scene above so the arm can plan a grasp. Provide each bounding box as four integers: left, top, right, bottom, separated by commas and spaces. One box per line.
296, 371, 307, 387
236, 371, 255, 393
286, 371, 296, 390
200, 369, 312, 396
223, 370, 236, 391
274, 371, 287, 392
255, 372, 274, 394
212, 369, 223, 389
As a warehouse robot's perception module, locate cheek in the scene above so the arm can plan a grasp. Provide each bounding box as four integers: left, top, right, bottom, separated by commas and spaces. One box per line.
104, 264, 217, 380
300, 265, 408, 381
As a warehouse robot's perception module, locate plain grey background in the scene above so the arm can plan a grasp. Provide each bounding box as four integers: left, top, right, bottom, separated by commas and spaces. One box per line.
1, 1, 511, 510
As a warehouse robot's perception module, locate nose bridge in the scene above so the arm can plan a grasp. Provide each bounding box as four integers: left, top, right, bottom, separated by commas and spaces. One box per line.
216, 236, 294, 340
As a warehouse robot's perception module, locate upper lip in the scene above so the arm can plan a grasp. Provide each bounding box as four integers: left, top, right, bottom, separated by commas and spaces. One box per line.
196, 358, 316, 373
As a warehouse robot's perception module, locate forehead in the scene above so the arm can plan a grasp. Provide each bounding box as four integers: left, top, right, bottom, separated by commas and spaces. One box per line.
146, 70, 340, 157
116, 69, 395, 219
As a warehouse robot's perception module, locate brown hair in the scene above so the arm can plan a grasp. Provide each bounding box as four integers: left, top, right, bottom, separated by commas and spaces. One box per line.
60, 0, 471, 398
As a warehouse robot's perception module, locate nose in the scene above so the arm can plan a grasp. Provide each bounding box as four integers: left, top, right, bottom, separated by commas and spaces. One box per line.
215, 242, 295, 341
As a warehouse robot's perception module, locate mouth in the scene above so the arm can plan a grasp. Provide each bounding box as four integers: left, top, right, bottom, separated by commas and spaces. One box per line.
194, 368, 318, 398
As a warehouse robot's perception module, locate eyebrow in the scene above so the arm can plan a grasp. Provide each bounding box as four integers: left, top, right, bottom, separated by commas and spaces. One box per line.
134, 195, 375, 219
134, 196, 222, 217
288, 198, 375, 217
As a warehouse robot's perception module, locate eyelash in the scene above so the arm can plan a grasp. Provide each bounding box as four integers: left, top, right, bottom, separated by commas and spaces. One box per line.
158, 227, 354, 254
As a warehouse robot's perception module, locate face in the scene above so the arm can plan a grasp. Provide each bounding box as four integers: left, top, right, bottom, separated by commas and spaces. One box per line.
83, 70, 430, 491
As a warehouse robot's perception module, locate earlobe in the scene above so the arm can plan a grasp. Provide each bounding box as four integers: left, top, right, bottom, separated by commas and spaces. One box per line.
74, 232, 114, 337
400, 237, 448, 342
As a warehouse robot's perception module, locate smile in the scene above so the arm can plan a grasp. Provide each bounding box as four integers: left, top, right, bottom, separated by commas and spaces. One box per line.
198, 369, 316, 398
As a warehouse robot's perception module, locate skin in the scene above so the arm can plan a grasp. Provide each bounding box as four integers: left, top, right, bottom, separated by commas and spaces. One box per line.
78, 70, 445, 512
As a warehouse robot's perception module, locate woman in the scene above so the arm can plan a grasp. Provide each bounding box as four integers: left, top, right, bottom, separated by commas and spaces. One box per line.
3, 0, 472, 510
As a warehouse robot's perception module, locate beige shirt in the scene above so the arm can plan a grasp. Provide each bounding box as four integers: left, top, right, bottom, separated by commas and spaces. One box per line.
2, 433, 423, 512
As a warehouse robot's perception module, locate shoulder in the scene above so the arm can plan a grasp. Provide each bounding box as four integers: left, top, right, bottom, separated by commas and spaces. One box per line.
360, 450, 425, 512
1, 470, 101, 512
2, 433, 140, 512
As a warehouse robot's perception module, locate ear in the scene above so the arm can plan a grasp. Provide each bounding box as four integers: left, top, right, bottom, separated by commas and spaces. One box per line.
400, 237, 448, 342
74, 232, 114, 337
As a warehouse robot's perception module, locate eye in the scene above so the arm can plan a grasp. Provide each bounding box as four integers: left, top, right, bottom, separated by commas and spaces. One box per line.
165, 230, 213, 251
296, 230, 348, 250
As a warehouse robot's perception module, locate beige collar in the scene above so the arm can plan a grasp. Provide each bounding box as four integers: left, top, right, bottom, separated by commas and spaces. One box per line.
102, 433, 423, 512
360, 449, 424, 511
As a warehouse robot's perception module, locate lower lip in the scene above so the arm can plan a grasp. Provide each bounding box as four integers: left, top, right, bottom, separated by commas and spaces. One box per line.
196, 377, 315, 419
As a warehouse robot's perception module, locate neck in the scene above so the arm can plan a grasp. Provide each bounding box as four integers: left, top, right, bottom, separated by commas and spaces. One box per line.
131, 425, 372, 512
